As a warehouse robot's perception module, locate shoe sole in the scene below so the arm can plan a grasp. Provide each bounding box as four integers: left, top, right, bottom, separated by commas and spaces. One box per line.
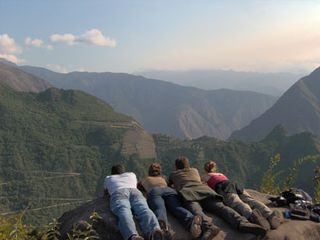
240, 224, 267, 236
251, 209, 270, 230
190, 215, 202, 238
151, 229, 164, 240
202, 227, 221, 240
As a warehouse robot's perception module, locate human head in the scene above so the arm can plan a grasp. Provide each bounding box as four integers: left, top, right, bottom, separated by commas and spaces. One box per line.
111, 164, 125, 175
175, 156, 190, 170
204, 161, 217, 173
148, 163, 161, 176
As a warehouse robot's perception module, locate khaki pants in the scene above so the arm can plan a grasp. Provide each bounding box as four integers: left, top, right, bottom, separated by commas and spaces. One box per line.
221, 190, 273, 219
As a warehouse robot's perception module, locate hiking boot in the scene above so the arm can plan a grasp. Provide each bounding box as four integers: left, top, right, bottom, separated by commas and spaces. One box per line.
150, 229, 164, 240
190, 215, 202, 238
249, 209, 270, 231
238, 221, 267, 236
201, 225, 221, 240
158, 220, 168, 231
131, 235, 144, 240
267, 212, 281, 229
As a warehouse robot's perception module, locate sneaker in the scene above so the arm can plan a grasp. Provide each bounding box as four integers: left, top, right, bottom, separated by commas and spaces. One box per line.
201, 225, 221, 240
150, 229, 164, 240
131, 235, 144, 240
249, 209, 270, 231
267, 212, 281, 229
238, 221, 267, 236
190, 215, 202, 238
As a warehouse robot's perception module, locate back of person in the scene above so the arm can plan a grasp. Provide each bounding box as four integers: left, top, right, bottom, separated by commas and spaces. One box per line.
104, 172, 137, 195
169, 167, 201, 192
206, 172, 229, 190
140, 176, 168, 193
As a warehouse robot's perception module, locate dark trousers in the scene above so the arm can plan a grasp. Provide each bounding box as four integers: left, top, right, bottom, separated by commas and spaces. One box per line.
147, 187, 194, 229
184, 198, 247, 229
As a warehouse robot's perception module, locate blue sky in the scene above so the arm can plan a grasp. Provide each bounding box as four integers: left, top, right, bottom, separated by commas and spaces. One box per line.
0, 0, 319, 73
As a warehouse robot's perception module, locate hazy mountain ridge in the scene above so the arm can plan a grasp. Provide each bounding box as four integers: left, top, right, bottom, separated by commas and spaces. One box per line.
20, 65, 277, 140
136, 69, 302, 96
0, 62, 52, 92
231, 67, 320, 141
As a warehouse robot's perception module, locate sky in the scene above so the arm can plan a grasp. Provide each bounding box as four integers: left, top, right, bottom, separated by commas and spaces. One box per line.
0, 0, 320, 73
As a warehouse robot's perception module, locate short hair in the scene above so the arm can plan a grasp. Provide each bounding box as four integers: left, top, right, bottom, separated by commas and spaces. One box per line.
204, 161, 217, 173
148, 163, 161, 176
175, 156, 190, 170
111, 164, 125, 175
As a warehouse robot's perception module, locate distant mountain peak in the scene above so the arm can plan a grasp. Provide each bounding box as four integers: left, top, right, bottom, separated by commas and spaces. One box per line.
230, 66, 320, 141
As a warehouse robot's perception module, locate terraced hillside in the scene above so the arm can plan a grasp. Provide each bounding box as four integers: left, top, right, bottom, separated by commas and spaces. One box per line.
0, 83, 156, 224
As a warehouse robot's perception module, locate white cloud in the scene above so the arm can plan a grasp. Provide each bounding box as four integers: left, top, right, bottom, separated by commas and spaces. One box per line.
25, 37, 53, 50
0, 34, 22, 54
0, 34, 23, 63
78, 29, 116, 47
50, 33, 76, 45
49, 29, 116, 47
25, 37, 44, 47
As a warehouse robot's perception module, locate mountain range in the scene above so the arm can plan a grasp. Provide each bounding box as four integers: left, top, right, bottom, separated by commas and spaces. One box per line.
20, 65, 277, 140
0, 62, 319, 225
0, 71, 155, 224
231, 67, 320, 141
0, 62, 51, 92
137, 69, 302, 96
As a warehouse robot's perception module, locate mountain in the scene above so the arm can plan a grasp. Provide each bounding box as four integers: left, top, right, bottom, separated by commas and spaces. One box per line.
154, 126, 320, 195
136, 69, 302, 96
0, 62, 51, 92
0, 81, 156, 224
231, 67, 320, 141
20, 65, 277, 140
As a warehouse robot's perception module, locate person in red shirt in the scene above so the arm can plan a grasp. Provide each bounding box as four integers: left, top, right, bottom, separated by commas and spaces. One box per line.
202, 161, 281, 230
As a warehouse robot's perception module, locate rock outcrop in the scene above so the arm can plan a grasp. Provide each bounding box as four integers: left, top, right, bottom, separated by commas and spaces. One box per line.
58, 190, 320, 240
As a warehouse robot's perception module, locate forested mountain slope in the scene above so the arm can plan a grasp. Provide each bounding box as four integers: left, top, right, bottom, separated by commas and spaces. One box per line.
20, 65, 276, 140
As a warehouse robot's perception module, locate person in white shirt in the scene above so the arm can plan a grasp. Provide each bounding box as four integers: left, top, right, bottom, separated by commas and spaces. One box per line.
104, 164, 164, 240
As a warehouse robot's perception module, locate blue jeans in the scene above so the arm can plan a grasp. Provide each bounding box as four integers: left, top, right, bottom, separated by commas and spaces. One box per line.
110, 188, 160, 240
147, 187, 194, 229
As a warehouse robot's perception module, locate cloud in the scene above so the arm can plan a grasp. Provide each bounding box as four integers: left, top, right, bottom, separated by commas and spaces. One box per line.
0, 34, 23, 63
0, 34, 22, 54
50, 33, 76, 45
25, 37, 53, 50
78, 29, 116, 47
25, 37, 44, 47
49, 29, 116, 47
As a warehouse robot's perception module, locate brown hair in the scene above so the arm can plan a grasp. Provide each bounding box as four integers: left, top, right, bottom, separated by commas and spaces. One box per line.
175, 156, 190, 170
204, 161, 217, 173
148, 163, 161, 176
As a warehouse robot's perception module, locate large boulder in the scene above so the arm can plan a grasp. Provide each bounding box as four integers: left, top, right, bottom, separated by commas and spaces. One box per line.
58, 190, 320, 240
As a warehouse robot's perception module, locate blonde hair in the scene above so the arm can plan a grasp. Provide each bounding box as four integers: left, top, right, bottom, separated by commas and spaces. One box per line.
204, 161, 217, 173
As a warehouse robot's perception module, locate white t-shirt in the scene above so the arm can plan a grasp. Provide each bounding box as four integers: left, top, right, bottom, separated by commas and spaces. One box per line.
104, 172, 138, 195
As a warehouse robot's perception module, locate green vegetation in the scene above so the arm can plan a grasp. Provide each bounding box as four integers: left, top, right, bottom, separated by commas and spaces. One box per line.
0, 85, 149, 225
154, 129, 320, 195
0, 211, 103, 240
259, 154, 281, 194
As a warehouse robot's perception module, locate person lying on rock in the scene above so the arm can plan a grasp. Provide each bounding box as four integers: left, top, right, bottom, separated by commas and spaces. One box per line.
202, 160, 281, 230
138, 163, 203, 240
168, 156, 268, 239
104, 164, 164, 240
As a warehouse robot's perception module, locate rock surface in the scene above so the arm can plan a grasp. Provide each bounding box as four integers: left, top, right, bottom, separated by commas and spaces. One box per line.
58, 190, 320, 240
